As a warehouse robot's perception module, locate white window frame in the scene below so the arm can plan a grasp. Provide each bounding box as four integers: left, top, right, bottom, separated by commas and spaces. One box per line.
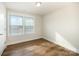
8, 12, 35, 36
23, 16, 35, 34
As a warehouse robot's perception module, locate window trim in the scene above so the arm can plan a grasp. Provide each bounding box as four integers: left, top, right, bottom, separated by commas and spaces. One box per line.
9, 15, 23, 36
23, 16, 35, 34
8, 14, 35, 36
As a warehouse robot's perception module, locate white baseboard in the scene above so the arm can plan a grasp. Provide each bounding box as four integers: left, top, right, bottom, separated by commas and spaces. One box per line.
0, 45, 7, 56
6, 35, 42, 45
43, 36, 79, 53
5, 35, 79, 54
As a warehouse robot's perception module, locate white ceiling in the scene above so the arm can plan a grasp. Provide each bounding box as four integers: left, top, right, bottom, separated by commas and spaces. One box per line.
4, 2, 75, 16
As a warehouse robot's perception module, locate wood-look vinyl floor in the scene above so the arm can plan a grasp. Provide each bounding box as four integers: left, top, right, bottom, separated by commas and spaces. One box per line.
2, 38, 79, 56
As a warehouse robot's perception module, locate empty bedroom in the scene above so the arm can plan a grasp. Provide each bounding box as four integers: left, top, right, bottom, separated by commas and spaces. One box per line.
0, 2, 79, 56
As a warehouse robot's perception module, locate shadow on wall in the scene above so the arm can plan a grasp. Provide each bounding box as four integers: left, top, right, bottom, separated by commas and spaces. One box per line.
55, 32, 77, 52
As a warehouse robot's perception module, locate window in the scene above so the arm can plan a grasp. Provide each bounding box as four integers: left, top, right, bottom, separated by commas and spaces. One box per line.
24, 17, 34, 33
9, 15, 34, 35
9, 15, 23, 35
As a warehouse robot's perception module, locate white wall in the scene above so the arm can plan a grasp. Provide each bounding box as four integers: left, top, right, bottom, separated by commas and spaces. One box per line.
43, 5, 79, 53
0, 3, 6, 55
6, 10, 43, 45
6, 3, 79, 53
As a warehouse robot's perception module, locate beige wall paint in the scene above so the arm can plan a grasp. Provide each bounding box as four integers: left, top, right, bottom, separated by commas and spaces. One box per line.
43, 5, 79, 53
6, 10, 43, 45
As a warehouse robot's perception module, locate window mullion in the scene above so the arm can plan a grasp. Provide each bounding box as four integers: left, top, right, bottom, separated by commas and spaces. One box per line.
22, 16, 25, 35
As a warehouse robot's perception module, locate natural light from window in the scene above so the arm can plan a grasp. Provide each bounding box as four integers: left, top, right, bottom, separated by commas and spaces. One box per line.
9, 15, 34, 36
